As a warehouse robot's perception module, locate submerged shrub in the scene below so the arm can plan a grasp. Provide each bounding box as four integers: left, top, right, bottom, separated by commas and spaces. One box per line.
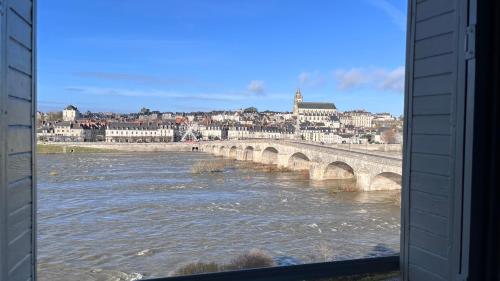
258, 165, 292, 173
173, 249, 276, 276
173, 262, 221, 276
191, 160, 227, 174
338, 179, 359, 192
225, 249, 276, 270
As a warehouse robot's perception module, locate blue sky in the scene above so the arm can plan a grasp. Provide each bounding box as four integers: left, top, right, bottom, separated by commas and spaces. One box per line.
38, 0, 407, 115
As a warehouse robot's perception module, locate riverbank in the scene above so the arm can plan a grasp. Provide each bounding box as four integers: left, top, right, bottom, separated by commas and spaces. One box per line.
37, 144, 120, 154
36, 142, 196, 153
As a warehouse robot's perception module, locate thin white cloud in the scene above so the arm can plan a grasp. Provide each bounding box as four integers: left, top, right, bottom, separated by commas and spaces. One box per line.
367, 0, 406, 31
333, 66, 405, 93
64, 85, 290, 102
377, 66, 405, 92
73, 71, 220, 88
247, 80, 265, 94
74, 72, 192, 85
64, 86, 246, 102
298, 71, 326, 87
334, 68, 370, 90
68, 37, 198, 49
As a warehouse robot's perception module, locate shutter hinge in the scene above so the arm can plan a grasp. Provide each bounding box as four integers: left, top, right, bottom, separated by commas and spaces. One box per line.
465, 24, 476, 60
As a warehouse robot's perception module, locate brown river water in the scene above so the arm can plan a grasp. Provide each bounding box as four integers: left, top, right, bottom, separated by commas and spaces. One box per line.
37, 152, 400, 280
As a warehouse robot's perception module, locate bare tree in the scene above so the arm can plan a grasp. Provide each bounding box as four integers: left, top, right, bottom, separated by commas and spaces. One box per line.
381, 129, 396, 144
46, 111, 62, 122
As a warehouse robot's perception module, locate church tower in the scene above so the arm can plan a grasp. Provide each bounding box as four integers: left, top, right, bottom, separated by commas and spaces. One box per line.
293, 88, 303, 116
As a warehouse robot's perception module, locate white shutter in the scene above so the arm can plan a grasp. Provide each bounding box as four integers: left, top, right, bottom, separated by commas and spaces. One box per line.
0, 0, 36, 280
402, 0, 470, 280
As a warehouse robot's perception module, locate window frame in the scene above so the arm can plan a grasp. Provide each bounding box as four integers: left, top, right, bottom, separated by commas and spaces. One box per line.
10, 0, 404, 280
0, 0, 494, 280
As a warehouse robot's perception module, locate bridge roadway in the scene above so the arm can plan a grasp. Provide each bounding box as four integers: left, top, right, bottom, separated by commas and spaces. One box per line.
198, 139, 402, 191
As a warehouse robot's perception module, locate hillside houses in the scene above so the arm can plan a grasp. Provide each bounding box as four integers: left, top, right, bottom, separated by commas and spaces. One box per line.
37, 121, 105, 142
37, 93, 403, 145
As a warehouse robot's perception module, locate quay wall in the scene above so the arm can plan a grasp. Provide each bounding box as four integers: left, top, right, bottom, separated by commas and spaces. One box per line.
37, 142, 197, 152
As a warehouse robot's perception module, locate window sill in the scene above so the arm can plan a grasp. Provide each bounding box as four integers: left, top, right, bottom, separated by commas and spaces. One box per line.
147, 255, 399, 281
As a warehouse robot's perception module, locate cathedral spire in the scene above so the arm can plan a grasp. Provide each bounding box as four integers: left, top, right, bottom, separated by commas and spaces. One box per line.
294, 88, 303, 102
293, 88, 303, 116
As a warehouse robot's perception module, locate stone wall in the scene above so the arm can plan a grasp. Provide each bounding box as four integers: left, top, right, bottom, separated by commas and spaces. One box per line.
37, 142, 196, 152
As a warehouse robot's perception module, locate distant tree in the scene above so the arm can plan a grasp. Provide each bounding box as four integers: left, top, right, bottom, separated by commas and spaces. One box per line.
381, 129, 397, 144
243, 107, 258, 113
140, 107, 150, 114
202, 115, 211, 126
36, 114, 44, 127
46, 111, 62, 121
362, 134, 374, 143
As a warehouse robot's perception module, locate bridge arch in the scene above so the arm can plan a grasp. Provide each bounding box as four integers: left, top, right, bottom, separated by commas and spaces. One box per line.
261, 147, 279, 165
370, 172, 402, 190
218, 146, 226, 156
323, 161, 355, 179
229, 146, 238, 159
288, 152, 310, 170
243, 146, 254, 161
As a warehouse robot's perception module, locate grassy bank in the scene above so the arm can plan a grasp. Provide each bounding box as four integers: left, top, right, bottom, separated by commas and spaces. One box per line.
37, 144, 119, 154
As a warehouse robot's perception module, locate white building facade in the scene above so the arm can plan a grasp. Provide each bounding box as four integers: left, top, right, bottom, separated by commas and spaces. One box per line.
340, 110, 374, 128
105, 123, 175, 142
62, 105, 81, 122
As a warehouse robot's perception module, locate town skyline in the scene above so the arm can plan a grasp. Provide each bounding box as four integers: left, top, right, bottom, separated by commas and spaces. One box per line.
38, 89, 403, 145
38, 90, 402, 118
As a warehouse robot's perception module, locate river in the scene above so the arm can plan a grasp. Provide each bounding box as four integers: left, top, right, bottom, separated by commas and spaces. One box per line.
37, 152, 400, 280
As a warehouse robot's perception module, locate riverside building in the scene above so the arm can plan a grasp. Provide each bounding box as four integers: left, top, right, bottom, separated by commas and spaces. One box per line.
340, 110, 374, 128
105, 123, 175, 143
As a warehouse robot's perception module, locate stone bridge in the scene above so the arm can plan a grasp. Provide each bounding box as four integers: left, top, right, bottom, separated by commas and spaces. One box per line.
199, 140, 402, 191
